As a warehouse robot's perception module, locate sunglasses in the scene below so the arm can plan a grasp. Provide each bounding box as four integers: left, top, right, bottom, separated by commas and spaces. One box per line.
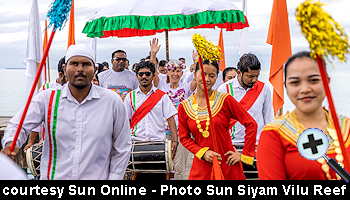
137, 72, 152, 77
112, 57, 127, 62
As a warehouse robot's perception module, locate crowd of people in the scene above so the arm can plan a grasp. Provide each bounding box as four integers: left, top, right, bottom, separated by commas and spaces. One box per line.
1, 38, 349, 181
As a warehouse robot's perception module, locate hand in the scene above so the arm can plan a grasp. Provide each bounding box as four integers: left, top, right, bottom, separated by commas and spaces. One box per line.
224, 151, 241, 166
1, 144, 19, 160
203, 150, 222, 164
24, 142, 34, 151
192, 50, 198, 63
150, 38, 160, 55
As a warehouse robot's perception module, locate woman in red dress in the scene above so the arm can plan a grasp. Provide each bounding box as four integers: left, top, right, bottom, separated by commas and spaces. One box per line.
178, 60, 257, 180
257, 51, 350, 180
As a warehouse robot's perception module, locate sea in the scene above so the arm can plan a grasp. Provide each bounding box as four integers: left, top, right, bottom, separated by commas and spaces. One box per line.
1, 63, 350, 117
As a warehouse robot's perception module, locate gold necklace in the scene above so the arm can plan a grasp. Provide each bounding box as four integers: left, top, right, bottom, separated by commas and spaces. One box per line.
192, 92, 215, 138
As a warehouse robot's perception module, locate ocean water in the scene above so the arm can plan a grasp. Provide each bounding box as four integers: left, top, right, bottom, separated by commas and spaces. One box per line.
0, 66, 350, 117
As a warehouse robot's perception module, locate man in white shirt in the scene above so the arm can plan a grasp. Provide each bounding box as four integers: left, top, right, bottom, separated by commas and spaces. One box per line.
98, 50, 138, 100
124, 61, 177, 145
124, 60, 177, 180
218, 53, 273, 145
2, 44, 131, 180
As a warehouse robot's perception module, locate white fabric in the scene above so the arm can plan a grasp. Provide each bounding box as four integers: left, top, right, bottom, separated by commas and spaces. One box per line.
24, 0, 44, 91
0, 153, 27, 180
212, 71, 224, 90
98, 69, 138, 96
124, 86, 177, 141
158, 82, 193, 108
217, 77, 273, 143
2, 84, 131, 180
92, 0, 242, 19
65, 44, 95, 63
32, 82, 63, 133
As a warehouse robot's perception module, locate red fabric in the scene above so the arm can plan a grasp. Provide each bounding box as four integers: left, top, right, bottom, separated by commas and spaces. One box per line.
257, 129, 350, 180
178, 95, 257, 180
101, 19, 249, 38
229, 81, 264, 124
67, 0, 75, 48
266, 0, 291, 115
130, 89, 166, 129
46, 90, 56, 180
218, 29, 226, 71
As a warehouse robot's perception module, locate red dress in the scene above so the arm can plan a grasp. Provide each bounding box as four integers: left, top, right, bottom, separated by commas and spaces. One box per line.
178, 91, 257, 180
257, 110, 350, 180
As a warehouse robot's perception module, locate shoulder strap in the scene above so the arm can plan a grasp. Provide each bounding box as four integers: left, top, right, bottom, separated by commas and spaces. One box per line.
130, 89, 166, 129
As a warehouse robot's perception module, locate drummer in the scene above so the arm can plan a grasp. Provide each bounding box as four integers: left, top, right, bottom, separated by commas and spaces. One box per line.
2, 44, 131, 180
124, 60, 178, 179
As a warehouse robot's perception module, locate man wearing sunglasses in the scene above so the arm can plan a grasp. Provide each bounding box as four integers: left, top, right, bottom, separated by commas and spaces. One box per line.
124, 61, 178, 179
98, 50, 138, 100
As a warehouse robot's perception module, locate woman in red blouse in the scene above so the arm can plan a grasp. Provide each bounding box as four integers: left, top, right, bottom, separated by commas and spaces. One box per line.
178, 60, 257, 180
257, 51, 350, 180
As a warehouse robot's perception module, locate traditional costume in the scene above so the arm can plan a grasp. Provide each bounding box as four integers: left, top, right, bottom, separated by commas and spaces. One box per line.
257, 109, 350, 180
2, 45, 131, 180
178, 91, 257, 180
217, 77, 273, 144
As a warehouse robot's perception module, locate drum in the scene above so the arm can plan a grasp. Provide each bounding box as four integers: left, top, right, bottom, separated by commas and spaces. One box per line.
234, 143, 258, 180
127, 140, 173, 173
25, 143, 42, 177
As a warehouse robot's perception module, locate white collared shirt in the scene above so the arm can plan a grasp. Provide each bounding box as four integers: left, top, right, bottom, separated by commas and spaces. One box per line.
218, 77, 273, 143
124, 86, 177, 141
3, 84, 131, 180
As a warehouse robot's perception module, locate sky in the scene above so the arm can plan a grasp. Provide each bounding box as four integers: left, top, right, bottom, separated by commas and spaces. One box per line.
0, 0, 349, 70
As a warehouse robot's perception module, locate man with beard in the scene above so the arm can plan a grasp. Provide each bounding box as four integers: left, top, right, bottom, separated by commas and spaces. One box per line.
98, 50, 138, 100
2, 44, 131, 180
124, 61, 178, 180
218, 53, 273, 145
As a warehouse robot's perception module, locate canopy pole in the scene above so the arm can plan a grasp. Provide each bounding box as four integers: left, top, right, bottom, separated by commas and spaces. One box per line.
165, 30, 170, 61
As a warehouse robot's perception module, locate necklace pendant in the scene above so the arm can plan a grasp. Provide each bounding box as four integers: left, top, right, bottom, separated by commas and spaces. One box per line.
202, 130, 209, 138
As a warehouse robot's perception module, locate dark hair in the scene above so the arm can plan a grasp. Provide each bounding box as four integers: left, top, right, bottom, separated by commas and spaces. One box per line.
195, 60, 219, 75
222, 67, 237, 81
111, 50, 127, 58
237, 53, 261, 73
284, 51, 327, 84
284, 51, 311, 83
58, 57, 65, 73
159, 60, 167, 67
102, 61, 109, 67
97, 63, 105, 73
134, 61, 156, 74
179, 57, 185, 61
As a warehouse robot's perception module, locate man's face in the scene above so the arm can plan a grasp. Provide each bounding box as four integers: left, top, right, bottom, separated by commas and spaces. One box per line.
224, 70, 237, 82
64, 56, 95, 89
137, 68, 154, 88
111, 52, 127, 72
238, 68, 260, 88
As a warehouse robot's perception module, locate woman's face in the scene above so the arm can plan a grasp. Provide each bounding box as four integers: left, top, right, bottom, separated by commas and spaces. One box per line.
168, 68, 183, 84
195, 64, 218, 91
285, 57, 326, 114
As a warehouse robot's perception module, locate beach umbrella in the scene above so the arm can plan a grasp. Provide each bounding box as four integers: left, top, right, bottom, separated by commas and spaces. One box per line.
82, 0, 249, 60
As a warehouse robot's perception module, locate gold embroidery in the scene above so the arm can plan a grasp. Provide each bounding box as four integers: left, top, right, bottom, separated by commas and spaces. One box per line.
264, 109, 350, 180
181, 91, 228, 121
